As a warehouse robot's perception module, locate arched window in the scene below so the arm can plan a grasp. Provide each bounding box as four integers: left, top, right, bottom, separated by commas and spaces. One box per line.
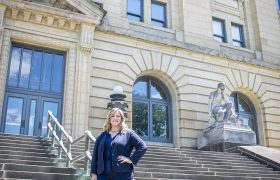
230, 92, 258, 143
132, 77, 172, 142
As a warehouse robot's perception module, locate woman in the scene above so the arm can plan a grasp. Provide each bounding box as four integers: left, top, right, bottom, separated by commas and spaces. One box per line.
90, 108, 147, 180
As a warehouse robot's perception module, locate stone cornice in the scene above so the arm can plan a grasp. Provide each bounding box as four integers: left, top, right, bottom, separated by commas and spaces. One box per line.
66, 0, 106, 19
0, 0, 105, 30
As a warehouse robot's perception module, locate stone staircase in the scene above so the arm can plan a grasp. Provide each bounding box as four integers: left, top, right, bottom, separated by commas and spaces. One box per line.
137, 146, 280, 180
0, 133, 280, 180
0, 133, 83, 180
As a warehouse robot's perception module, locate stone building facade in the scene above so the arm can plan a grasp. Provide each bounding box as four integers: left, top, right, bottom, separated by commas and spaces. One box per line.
0, 0, 279, 149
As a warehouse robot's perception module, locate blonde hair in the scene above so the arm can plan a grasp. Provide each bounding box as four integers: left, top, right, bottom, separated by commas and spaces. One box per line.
103, 108, 128, 133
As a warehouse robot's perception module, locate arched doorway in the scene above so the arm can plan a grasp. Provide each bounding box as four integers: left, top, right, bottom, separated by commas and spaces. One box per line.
230, 92, 259, 143
132, 76, 172, 143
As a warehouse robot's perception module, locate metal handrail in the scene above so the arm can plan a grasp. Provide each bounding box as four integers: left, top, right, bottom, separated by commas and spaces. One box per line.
47, 111, 96, 174
70, 130, 96, 175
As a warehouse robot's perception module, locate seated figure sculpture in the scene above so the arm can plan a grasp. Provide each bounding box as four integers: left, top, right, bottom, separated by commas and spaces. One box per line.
208, 82, 235, 122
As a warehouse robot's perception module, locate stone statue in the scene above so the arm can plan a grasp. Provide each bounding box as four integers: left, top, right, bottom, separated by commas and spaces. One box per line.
197, 82, 256, 151
208, 82, 235, 122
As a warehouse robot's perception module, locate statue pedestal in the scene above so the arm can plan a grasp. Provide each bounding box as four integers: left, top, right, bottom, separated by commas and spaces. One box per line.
197, 122, 256, 152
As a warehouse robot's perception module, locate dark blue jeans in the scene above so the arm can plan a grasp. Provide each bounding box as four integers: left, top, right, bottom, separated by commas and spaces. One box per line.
97, 171, 134, 180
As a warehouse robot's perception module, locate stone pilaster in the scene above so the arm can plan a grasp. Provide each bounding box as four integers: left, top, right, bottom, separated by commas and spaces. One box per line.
72, 23, 96, 137
0, 4, 7, 125
0, 4, 7, 53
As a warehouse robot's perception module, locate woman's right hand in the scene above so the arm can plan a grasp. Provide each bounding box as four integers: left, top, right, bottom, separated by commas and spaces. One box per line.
91, 174, 97, 180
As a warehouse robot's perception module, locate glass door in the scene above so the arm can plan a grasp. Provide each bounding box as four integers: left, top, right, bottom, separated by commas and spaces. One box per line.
2, 93, 26, 135
1, 43, 65, 137
39, 98, 61, 137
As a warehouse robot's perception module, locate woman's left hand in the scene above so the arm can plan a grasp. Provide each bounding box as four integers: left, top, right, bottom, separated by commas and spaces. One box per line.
117, 156, 132, 164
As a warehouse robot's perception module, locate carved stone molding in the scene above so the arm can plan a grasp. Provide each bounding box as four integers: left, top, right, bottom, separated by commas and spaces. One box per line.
79, 23, 95, 53
6, 7, 80, 31
80, 45, 92, 54
24, 0, 82, 13
0, 5, 7, 27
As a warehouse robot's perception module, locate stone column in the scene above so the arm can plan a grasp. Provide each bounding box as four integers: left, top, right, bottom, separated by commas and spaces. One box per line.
0, 4, 6, 59
0, 4, 7, 124
72, 23, 96, 137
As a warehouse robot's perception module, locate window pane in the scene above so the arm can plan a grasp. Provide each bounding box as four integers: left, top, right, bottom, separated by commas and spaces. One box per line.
233, 41, 242, 47
4, 97, 24, 134
132, 102, 148, 137
213, 20, 223, 36
41, 53, 53, 91
30, 51, 43, 90
8, 47, 21, 87
28, 100, 37, 136
51, 55, 64, 93
152, 104, 168, 138
151, 81, 166, 99
133, 79, 147, 98
127, 14, 141, 21
152, 20, 164, 27
232, 25, 241, 41
275, 0, 280, 11
213, 36, 223, 42
238, 97, 251, 113
152, 3, 165, 21
127, 0, 141, 15
42, 101, 58, 137
18, 49, 32, 88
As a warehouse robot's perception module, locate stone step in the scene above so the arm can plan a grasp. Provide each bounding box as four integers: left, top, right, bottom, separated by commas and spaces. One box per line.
141, 156, 196, 163
184, 156, 254, 163
0, 134, 41, 140
136, 167, 215, 175
0, 159, 56, 167
208, 167, 276, 174
1, 170, 80, 180
0, 177, 35, 180
0, 142, 46, 150
177, 148, 243, 157
195, 160, 263, 167
134, 171, 280, 180
143, 154, 255, 164
0, 150, 55, 158
216, 171, 280, 177
0, 138, 42, 145
138, 159, 202, 167
136, 163, 209, 171
0, 154, 55, 162
140, 157, 262, 168
2, 163, 81, 174
179, 152, 249, 161
0, 145, 48, 154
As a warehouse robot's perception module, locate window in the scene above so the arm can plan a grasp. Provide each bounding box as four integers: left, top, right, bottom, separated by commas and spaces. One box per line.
212, 18, 226, 43
276, 0, 280, 11
230, 93, 258, 143
231, 23, 244, 47
127, 0, 143, 22
1, 44, 64, 137
132, 77, 172, 142
151, 1, 167, 28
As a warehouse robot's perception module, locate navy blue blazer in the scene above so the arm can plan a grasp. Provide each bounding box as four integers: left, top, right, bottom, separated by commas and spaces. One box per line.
90, 129, 147, 175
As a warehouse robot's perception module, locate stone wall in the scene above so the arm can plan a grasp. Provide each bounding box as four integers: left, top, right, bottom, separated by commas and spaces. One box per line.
89, 31, 280, 148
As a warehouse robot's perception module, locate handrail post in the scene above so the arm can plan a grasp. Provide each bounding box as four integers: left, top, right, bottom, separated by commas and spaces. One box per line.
47, 113, 51, 138
66, 138, 72, 167
51, 123, 56, 148
84, 133, 91, 175
58, 138, 63, 159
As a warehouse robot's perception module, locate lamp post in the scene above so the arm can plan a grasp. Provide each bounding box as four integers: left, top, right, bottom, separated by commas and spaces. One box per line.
107, 86, 128, 116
